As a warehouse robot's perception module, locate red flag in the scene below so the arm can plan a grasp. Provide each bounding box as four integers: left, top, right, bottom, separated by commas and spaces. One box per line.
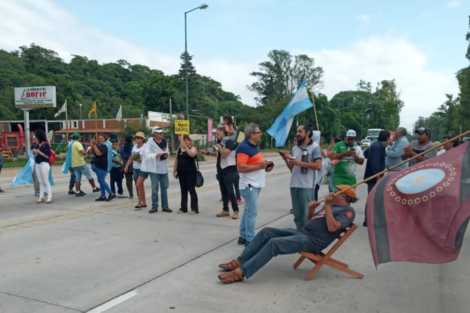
367, 141, 470, 267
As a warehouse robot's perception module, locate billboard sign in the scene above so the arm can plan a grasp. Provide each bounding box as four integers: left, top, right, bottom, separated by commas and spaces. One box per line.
207, 118, 213, 142
14, 86, 57, 108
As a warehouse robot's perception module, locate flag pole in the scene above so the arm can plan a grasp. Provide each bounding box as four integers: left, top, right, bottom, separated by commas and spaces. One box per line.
65, 99, 68, 142
95, 105, 98, 139
315, 129, 470, 205
307, 71, 320, 130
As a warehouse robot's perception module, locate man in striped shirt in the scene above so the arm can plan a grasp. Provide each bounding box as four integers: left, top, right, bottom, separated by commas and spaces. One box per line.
236, 123, 273, 246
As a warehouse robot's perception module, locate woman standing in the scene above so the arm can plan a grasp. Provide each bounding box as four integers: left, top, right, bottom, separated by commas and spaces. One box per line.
125, 132, 146, 210
173, 135, 199, 214
32, 129, 52, 203
120, 134, 134, 199
90, 134, 115, 202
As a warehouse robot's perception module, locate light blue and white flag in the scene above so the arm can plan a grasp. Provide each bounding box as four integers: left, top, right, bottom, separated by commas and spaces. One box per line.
267, 79, 313, 147
11, 151, 55, 187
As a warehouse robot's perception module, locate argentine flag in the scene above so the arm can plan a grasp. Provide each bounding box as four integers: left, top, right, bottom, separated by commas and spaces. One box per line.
267, 79, 313, 147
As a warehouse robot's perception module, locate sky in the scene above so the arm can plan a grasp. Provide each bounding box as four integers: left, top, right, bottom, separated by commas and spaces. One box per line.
1, 0, 469, 130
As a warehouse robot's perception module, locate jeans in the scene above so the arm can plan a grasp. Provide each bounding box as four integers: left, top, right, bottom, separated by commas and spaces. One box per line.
218, 168, 239, 212
149, 173, 169, 208
35, 162, 52, 199
92, 164, 113, 197
238, 227, 317, 278
239, 187, 261, 242
327, 171, 334, 193
68, 167, 76, 191
133, 168, 141, 181
74, 164, 93, 181
290, 187, 315, 229
110, 167, 123, 195
234, 172, 241, 200
178, 171, 198, 212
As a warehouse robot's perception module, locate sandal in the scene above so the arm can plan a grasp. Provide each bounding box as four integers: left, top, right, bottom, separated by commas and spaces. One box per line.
189, 211, 198, 215
46, 199, 53, 204
36, 198, 45, 204
218, 270, 245, 284
218, 259, 241, 271
177, 209, 187, 214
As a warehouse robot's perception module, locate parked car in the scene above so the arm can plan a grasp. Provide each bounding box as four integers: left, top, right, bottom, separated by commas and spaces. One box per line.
360, 139, 372, 150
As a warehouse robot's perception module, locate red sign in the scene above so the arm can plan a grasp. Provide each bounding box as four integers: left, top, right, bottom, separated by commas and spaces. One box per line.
208, 118, 213, 142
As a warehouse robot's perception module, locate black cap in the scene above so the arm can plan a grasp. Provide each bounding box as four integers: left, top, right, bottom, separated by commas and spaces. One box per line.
415, 127, 431, 135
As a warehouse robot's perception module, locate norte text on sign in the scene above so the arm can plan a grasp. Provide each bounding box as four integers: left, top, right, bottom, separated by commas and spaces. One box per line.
175, 120, 190, 134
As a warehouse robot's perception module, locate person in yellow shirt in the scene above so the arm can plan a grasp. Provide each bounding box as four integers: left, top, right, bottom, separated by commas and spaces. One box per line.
70, 133, 100, 196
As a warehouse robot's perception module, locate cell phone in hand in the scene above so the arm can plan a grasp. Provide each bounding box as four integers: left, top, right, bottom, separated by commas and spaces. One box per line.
278, 151, 285, 156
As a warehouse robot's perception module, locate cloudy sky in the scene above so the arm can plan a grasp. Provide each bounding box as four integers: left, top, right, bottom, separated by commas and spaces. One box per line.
1, 0, 469, 129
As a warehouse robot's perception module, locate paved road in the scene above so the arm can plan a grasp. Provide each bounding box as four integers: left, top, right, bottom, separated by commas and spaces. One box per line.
0, 154, 469, 313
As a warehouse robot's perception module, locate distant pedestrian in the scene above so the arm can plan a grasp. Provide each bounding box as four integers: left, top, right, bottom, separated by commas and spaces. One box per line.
32, 129, 52, 204
140, 127, 171, 213
31, 136, 40, 196
363, 130, 390, 227
126, 132, 147, 210
110, 139, 124, 197
121, 134, 134, 199
386, 127, 409, 172
0, 152, 4, 192
402, 127, 436, 165
70, 133, 100, 197
173, 135, 199, 215
90, 134, 115, 202
65, 135, 77, 195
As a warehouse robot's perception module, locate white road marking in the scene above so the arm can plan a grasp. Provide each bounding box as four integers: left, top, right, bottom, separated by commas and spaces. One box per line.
87, 290, 138, 313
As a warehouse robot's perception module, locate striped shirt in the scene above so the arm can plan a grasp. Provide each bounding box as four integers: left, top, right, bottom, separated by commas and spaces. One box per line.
236, 139, 266, 188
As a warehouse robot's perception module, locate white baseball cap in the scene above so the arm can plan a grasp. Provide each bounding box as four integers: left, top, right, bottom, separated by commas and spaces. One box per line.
152, 126, 163, 133
346, 130, 356, 139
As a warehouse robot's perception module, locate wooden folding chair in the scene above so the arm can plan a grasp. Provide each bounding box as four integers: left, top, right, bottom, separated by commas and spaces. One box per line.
293, 223, 364, 281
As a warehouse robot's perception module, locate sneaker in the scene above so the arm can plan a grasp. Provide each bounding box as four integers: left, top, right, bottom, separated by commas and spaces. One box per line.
232, 211, 239, 219
216, 211, 230, 217
68, 191, 75, 195
75, 190, 86, 197
95, 196, 107, 201
93, 187, 101, 193
46, 199, 53, 204
141, 205, 147, 208
236, 199, 244, 204
162, 207, 172, 213
134, 206, 142, 211
107, 194, 116, 202
237, 237, 246, 245
117, 193, 127, 198
36, 198, 45, 204
149, 207, 158, 213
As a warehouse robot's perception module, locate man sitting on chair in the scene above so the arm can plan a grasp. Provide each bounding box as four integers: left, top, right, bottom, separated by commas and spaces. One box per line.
217, 185, 356, 284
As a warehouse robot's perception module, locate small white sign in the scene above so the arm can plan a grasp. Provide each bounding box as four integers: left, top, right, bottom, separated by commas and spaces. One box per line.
14, 86, 56, 108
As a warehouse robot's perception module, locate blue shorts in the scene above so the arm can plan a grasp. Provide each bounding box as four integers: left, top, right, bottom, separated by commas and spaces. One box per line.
73, 164, 93, 181
138, 170, 149, 179
133, 168, 141, 180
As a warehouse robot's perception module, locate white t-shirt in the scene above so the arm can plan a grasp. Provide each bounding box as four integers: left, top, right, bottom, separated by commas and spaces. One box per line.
132, 143, 146, 169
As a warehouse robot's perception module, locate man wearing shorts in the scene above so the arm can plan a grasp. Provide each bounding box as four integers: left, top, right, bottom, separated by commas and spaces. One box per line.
70, 133, 99, 197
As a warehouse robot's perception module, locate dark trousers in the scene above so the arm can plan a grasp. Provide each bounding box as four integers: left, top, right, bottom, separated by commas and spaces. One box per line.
218, 168, 239, 212
124, 172, 134, 197
234, 172, 241, 200
314, 184, 320, 201
110, 167, 123, 195
178, 171, 199, 212
364, 182, 376, 223
68, 167, 76, 191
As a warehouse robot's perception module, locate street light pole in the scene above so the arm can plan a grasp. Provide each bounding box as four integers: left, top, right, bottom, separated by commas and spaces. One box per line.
79, 103, 82, 120
185, 3, 208, 121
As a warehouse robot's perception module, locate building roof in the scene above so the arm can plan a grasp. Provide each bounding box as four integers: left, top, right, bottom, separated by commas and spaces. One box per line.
54, 128, 122, 134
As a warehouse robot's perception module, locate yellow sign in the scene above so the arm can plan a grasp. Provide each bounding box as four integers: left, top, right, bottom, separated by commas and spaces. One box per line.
175, 120, 190, 134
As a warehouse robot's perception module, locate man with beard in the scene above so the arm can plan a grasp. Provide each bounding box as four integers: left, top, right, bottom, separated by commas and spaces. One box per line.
402, 127, 436, 165
281, 124, 322, 229
331, 130, 364, 187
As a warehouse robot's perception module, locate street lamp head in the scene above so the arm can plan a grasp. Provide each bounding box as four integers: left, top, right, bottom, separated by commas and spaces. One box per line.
199, 3, 208, 9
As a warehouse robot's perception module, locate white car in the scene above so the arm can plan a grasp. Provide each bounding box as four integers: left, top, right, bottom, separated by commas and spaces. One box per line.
360, 139, 372, 149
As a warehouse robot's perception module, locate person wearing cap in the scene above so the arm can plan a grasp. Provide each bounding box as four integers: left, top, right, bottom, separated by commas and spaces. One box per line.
217, 185, 357, 284
331, 130, 364, 187
402, 127, 436, 166
70, 132, 100, 196
125, 132, 147, 209
385, 127, 409, 172
438, 134, 460, 155
140, 126, 172, 213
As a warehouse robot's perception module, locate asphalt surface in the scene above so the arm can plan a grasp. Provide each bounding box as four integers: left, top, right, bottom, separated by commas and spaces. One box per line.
0, 154, 469, 313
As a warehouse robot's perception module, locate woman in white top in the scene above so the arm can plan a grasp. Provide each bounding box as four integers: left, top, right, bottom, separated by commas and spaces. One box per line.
125, 132, 147, 210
